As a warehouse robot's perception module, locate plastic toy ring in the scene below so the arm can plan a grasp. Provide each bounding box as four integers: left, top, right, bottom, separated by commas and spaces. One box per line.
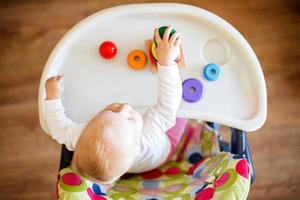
182, 78, 203, 102
153, 26, 177, 46
151, 42, 158, 61
127, 50, 147, 70
203, 63, 220, 81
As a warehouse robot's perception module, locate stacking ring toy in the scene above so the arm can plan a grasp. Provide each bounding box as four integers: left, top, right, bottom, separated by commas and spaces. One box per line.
154, 26, 177, 46
127, 50, 147, 70
182, 78, 203, 102
203, 63, 221, 81
151, 42, 158, 61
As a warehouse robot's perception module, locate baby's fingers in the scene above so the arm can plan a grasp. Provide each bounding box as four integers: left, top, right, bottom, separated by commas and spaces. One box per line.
169, 32, 180, 45
174, 38, 181, 47
56, 75, 64, 79
163, 26, 172, 42
154, 28, 162, 44
47, 76, 56, 81
56, 75, 65, 84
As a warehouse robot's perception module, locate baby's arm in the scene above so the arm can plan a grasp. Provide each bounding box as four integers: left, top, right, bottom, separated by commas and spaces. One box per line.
130, 27, 182, 172
144, 26, 182, 132
44, 76, 85, 151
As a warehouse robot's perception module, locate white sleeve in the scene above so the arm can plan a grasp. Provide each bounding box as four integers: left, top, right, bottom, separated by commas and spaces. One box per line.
44, 99, 86, 151
143, 63, 182, 133
130, 63, 182, 172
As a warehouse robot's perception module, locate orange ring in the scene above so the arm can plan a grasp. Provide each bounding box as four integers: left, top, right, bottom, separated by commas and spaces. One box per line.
127, 50, 147, 70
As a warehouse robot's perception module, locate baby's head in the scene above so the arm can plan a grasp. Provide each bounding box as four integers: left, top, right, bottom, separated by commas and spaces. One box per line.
73, 103, 143, 183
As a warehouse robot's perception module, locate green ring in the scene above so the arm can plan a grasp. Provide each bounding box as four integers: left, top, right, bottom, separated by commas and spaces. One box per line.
154, 26, 176, 46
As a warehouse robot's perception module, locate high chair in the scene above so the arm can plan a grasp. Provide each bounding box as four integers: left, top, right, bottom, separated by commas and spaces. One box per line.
38, 3, 267, 199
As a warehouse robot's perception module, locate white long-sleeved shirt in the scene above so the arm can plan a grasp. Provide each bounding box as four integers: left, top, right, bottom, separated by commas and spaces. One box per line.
44, 63, 182, 173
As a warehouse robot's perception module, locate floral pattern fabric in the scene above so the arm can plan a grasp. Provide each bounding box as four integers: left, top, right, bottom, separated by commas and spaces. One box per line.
57, 121, 250, 200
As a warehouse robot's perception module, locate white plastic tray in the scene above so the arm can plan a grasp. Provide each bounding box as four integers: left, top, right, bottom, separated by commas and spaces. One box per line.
38, 3, 267, 133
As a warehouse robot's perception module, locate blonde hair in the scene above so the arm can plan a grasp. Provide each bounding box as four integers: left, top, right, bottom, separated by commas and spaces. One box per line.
72, 115, 136, 182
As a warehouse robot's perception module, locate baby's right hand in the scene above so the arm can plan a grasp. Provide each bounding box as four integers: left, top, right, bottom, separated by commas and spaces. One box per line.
154, 26, 181, 66
45, 75, 64, 100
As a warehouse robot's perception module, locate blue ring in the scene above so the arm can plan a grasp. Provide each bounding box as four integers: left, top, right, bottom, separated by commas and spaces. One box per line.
203, 63, 220, 81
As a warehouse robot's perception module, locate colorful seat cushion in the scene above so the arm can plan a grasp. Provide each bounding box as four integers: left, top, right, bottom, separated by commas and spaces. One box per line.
57, 121, 251, 200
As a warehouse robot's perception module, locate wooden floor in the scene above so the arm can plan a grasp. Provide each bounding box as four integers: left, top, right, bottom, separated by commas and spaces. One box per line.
0, 0, 299, 199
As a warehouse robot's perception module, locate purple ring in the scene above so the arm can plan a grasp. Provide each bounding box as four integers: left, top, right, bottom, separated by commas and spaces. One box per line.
182, 78, 203, 102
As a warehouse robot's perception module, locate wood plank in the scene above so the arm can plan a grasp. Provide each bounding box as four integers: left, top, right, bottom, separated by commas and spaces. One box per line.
0, 0, 299, 199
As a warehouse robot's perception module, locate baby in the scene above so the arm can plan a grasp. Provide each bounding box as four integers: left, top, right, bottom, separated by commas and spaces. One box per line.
44, 26, 185, 183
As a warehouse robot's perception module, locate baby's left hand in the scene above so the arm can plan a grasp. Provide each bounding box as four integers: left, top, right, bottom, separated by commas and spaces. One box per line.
45, 75, 64, 100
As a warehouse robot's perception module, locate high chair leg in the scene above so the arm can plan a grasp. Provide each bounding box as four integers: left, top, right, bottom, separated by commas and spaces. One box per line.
59, 145, 74, 170
206, 122, 230, 152
231, 128, 255, 184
